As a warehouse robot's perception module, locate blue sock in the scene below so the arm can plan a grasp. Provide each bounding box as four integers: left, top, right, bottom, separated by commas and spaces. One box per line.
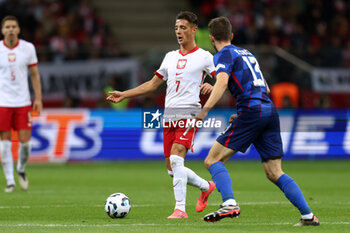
208, 162, 234, 202
276, 174, 311, 215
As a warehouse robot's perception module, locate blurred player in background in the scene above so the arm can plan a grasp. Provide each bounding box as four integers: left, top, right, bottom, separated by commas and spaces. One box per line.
0, 16, 43, 192
108, 11, 216, 219
195, 17, 320, 226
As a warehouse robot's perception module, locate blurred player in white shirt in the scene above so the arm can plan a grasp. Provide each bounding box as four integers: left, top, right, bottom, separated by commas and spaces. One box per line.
107, 11, 216, 218
0, 16, 43, 192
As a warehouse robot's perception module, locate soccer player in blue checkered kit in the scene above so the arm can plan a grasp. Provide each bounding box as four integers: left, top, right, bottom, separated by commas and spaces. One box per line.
195, 17, 319, 226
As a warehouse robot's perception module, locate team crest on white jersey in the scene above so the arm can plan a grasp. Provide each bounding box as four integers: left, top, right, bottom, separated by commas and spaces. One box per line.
177, 59, 187, 69
8, 53, 16, 62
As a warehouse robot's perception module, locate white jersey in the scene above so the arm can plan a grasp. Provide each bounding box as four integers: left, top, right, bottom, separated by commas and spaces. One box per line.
0, 39, 38, 107
155, 46, 215, 121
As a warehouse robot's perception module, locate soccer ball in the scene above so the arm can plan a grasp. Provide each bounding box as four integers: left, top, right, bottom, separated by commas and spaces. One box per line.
105, 193, 131, 218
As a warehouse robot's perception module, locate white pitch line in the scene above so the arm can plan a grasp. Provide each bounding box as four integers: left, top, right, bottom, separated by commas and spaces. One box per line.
0, 222, 349, 228
0, 206, 31, 209
1, 200, 348, 209
131, 202, 292, 207
0, 202, 288, 209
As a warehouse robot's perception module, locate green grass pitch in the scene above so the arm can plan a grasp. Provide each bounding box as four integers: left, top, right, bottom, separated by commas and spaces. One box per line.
0, 160, 349, 233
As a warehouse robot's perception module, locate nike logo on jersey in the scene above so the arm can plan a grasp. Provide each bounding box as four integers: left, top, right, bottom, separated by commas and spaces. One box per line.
179, 136, 188, 140
176, 73, 183, 76
173, 180, 180, 187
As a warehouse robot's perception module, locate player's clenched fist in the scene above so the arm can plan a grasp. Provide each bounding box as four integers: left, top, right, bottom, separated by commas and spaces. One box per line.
107, 91, 125, 103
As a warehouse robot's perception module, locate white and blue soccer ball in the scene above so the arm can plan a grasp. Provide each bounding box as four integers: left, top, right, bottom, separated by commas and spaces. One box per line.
105, 193, 131, 218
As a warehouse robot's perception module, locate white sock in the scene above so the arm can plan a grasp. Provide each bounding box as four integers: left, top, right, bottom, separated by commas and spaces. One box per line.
170, 155, 187, 212
222, 199, 237, 206
302, 213, 314, 220
16, 142, 31, 173
0, 140, 15, 186
184, 167, 209, 191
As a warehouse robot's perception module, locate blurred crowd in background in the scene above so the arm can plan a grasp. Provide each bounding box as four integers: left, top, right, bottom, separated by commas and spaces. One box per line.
0, 0, 127, 62
191, 0, 350, 68
1, 0, 349, 109
2, 0, 349, 66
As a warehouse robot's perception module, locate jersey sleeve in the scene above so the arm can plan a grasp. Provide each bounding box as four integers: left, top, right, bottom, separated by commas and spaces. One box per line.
203, 51, 216, 78
28, 43, 38, 67
215, 50, 233, 76
154, 53, 169, 81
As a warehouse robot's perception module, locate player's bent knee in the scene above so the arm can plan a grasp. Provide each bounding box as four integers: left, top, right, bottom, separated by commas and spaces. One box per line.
265, 172, 274, 182
170, 143, 187, 157
265, 171, 283, 183
204, 156, 216, 169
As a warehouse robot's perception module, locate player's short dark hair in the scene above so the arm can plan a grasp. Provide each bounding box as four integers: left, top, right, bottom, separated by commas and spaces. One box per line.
176, 11, 198, 26
1, 15, 19, 28
208, 17, 232, 41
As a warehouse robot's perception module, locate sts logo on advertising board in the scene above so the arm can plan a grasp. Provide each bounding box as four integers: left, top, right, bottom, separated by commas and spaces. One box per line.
27, 110, 103, 162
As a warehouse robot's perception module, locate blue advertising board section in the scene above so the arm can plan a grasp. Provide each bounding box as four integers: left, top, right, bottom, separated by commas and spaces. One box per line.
30, 109, 350, 162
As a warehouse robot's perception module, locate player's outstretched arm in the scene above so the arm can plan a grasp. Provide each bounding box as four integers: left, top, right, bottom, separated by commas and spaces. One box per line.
107, 75, 164, 103
196, 72, 228, 121
29, 65, 43, 115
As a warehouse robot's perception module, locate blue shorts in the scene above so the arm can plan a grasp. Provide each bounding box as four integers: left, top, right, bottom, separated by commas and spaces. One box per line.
216, 110, 284, 162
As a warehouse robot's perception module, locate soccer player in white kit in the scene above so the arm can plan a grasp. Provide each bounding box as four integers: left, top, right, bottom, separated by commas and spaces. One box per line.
107, 11, 216, 218
0, 16, 43, 192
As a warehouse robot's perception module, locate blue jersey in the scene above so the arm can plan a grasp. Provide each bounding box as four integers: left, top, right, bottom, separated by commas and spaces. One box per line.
214, 45, 275, 116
